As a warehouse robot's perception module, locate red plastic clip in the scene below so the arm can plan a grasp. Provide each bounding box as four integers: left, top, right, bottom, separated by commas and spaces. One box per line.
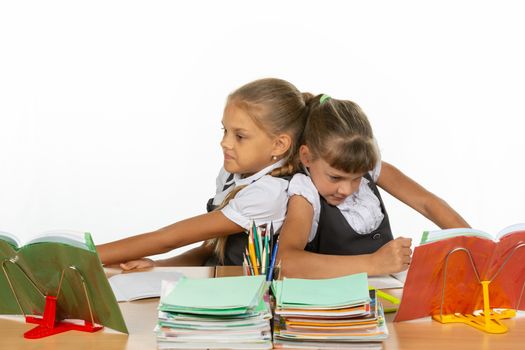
24, 295, 103, 339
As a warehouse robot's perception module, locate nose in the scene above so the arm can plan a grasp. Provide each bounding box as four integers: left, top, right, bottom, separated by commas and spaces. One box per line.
337, 181, 356, 197
220, 134, 232, 150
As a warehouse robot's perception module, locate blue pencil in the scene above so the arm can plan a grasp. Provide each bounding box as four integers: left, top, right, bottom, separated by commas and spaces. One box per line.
267, 237, 279, 281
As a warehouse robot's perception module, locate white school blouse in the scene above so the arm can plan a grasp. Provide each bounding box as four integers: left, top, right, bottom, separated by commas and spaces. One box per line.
211, 159, 289, 232
288, 161, 385, 243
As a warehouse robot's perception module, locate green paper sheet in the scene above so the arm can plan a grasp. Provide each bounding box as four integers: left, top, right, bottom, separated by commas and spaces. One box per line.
273, 272, 370, 308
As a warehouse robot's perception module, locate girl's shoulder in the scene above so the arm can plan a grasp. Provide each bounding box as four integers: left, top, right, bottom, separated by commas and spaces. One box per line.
288, 173, 319, 206
290, 172, 316, 189
237, 174, 289, 200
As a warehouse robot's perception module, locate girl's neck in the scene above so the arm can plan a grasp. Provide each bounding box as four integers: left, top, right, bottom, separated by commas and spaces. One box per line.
236, 159, 285, 179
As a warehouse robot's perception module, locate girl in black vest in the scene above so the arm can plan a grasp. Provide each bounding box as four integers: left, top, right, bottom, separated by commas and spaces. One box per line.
278, 94, 470, 278
97, 78, 311, 268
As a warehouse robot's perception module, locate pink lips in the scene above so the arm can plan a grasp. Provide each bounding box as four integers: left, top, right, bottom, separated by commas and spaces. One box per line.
329, 195, 346, 205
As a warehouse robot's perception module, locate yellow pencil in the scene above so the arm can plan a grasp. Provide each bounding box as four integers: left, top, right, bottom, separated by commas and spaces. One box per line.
248, 230, 259, 275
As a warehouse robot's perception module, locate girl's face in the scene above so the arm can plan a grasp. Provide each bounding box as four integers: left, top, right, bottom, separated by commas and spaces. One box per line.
299, 145, 364, 206
220, 103, 282, 176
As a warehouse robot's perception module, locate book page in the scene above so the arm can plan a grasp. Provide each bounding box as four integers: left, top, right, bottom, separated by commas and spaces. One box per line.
421, 228, 493, 244
109, 270, 184, 302
496, 223, 525, 241
26, 230, 90, 250
391, 270, 407, 283
162, 275, 266, 311
0, 231, 20, 248
368, 274, 404, 289
278, 273, 370, 308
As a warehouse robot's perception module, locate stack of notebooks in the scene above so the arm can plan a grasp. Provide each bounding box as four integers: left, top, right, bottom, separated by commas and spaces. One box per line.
156, 275, 272, 349
271, 272, 388, 349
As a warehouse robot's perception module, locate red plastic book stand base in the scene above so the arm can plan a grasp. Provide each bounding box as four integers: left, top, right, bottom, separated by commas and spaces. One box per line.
23, 295, 103, 339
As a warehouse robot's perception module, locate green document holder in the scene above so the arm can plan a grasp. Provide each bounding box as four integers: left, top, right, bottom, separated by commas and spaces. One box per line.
0, 232, 128, 339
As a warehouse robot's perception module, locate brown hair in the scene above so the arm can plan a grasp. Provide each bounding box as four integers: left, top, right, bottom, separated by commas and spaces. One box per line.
208, 78, 313, 262
303, 95, 379, 174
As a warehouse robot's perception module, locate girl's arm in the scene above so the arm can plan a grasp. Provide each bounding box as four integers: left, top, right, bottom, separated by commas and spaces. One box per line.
155, 243, 214, 266
277, 195, 412, 279
120, 243, 214, 270
376, 161, 470, 229
97, 210, 242, 266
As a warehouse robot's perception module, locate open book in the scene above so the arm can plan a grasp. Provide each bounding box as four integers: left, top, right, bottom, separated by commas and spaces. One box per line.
0, 230, 127, 334
395, 223, 525, 321
419, 223, 525, 244
109, 270, 183, 302
0, 230, 95, 250
368, 271, 405, 290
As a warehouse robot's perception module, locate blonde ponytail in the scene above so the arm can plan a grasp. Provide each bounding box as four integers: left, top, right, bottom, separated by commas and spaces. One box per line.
205, 185, 247, 264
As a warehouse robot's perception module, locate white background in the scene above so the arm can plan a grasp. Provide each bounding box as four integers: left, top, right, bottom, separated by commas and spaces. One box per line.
1, 1, 524, 258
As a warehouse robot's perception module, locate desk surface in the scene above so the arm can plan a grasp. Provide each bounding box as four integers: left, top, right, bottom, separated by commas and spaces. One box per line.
1, 267, 524, 350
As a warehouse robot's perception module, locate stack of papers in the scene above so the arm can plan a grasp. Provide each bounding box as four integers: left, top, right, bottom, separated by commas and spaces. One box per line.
156, 275, 272, 349
271, 273, 388, 349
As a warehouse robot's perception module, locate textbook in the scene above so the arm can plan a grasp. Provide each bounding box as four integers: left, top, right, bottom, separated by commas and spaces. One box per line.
0, 230, 128, 335
109, 270, 183, 302
272, 273, 389, 348
273, 273, 371, 309
367, 272, 405, 290
156, 275, 272, 349
395, 223, 525, 322
160, 275, 267, 315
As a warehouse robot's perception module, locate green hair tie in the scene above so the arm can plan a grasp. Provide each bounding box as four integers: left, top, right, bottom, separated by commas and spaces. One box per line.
320, 94, 331, 105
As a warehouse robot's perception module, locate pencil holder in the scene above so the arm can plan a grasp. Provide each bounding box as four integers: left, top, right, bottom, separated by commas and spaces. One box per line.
242, 263, 281, 281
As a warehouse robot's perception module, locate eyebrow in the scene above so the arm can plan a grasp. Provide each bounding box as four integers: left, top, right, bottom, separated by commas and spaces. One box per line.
221, 122, 250, 133
328, 171, 364, 180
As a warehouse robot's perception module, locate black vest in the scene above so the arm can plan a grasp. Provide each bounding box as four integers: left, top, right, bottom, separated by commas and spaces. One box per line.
305, 174, 393, 255
203, 173, 289, 266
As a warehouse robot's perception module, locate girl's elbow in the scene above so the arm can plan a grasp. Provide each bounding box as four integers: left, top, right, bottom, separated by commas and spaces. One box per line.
275, 250, 287, 266
276, 246, 301, 278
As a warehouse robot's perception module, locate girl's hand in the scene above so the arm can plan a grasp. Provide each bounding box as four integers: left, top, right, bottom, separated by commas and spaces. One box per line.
371, 237, 412, 274
120, 258, 155, 271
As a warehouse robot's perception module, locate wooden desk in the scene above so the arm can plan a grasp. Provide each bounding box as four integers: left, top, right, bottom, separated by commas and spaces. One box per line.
383, 290, 525, 350
1, 267, 524, 350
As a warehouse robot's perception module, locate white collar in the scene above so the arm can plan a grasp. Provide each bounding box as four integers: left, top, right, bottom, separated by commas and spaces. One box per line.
232, 159, 286, 186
